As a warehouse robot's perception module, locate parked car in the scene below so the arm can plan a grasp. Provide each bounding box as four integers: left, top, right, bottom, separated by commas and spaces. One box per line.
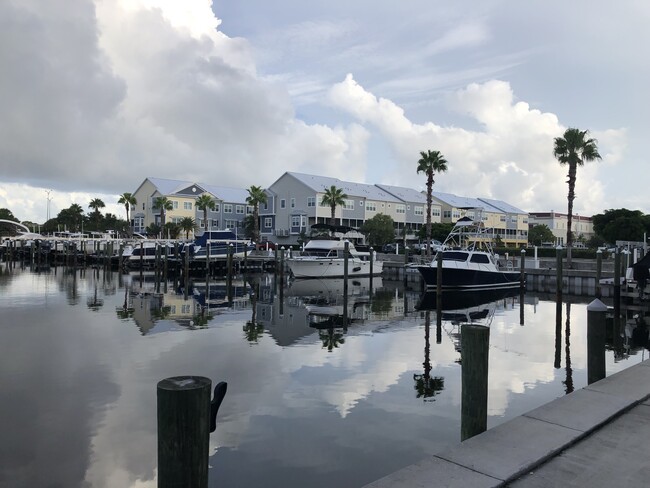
256, 241, 276, 250
382, 243, 397, 253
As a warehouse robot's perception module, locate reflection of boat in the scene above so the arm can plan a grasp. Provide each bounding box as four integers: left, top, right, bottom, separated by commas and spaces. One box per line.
287, 239, 383, 278
416, 288, 520, 312
186, 230, 255, 260
287, 277, 380, 329
414, 217, 521, 291
191, 280, 250, 309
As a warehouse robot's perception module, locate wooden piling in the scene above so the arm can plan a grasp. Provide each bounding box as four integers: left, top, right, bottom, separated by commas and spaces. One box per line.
157, 376, 211, 488
461, 324, 490, 441
614, 250, 621, 318
596, 250, 602, 298
587, 299, 608, 384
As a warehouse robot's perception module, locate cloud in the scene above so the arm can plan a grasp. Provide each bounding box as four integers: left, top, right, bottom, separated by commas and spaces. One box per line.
329, 74, 625, 215
0, 0, 369, 222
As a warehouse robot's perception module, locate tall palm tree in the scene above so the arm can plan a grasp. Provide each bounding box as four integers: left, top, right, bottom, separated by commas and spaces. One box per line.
179, 217, 196, 239
553, 128, 601, 265
417, 150, 448, 260
88, 198, 105, 231
246, 185, 267, 244
195, 193, 216, 234
118, 192, 137, 235
153, 196, 174, 236
321, 185, 347, 231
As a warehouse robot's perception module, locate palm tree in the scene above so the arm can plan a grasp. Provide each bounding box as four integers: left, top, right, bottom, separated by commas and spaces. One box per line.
88, 198, 105, 231
321, 185, 348, 231
246, 185, 267, 245
417, 150, 448, 260
153, 196, 174, 236
195, 193, 216, 234
553, 128, 601, 265
179, 217, 196, 239
118, 192, 137, 235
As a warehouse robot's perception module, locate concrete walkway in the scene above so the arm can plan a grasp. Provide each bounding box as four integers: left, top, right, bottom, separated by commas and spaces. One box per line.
363, 360, 650, 488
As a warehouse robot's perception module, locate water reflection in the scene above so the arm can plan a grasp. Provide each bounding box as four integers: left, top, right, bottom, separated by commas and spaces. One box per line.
1, 263, 649, 488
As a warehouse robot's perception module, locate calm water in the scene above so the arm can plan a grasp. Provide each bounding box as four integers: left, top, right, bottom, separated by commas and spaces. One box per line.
0, 263, 645, 488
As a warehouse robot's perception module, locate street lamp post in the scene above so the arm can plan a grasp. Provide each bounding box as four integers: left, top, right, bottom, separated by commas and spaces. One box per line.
45, 189, 53, 223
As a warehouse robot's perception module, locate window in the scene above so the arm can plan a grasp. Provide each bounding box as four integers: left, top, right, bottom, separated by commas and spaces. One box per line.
224, 204, 233, 213
236, 205, 244, 214
264, 217, 273, 229
344, 199, 354, 210
452, 211, 461, 219
281, 199, 286, 209
290, 198, 295, 208
470, 254, 490, 264
431, 208, 441, 216
500, 215, 506, 222
307, 197, 316, 207
366, 201, 376, 211
359, 200, 363, 207
214, 204, 220, 212
172, 201, 178, 209
225, 219, 236, 229
396, 204, 405, 214
291, 216, 300, 227
443, 211, 452, 219
246, 205, 253, 214
183, 202, 192, 210
414, 206, 423, 216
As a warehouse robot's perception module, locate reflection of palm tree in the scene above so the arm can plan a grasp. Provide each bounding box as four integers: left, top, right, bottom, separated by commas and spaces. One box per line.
320, 327, 345, 352
243, 320, 265, 343
563, 302, 574, 394
413, 311, 445, 400
192, 307, 212, 328
86, 285, 104, 311
116, 289, 134, 320
370, 290, 394, 315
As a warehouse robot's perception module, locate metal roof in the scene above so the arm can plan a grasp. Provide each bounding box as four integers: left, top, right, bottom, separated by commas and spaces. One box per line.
287, 172, 401, 202
374, 184, 428, 204
431, 191, 504, 213
477, 197, 527, 215
144, 177, 249, 203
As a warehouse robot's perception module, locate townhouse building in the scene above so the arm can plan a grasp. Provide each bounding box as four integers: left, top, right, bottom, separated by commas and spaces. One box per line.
528, 212, 594, 246
131, 177, 252, 237
430, 192, 529, 247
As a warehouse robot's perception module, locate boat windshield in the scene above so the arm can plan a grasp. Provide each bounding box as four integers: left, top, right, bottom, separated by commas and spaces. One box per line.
442, 251, 469, 262
303, 249, 339, 258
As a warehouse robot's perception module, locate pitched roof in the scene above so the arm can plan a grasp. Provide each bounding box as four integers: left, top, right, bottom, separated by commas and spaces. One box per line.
287, 172, 401, 202
374, 184, 428, 204
144, 177, 249, 203
431, 191, 504, 213
477, 197, 527, 215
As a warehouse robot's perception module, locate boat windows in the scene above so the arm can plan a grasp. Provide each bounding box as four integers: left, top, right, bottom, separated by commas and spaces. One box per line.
469, 254, 491, 264
443, 251, 469, 261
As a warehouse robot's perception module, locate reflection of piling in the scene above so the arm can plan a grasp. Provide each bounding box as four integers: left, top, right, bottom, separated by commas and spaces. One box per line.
554, 298, 562, 369
227, 244, 234, 303
369, 247, 374, 294
344, 241, 349, 296
587, 299, 608, 384
403, 246, 409, 288
461, 324, 490, 441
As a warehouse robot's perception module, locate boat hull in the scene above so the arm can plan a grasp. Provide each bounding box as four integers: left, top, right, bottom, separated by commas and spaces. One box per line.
288, 257, 383, 279
416, 265, 521, 290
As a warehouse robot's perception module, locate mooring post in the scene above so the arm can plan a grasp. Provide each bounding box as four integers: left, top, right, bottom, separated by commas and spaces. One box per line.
587, 299, 608, 384
344, 241, 349, 287
436, 251, 442, 300
461, 324, 490, 441
596, 249, 602, 298
520, 248, 526, 288
184, 247, 190, 300
369, 247, 374, 295
227, 244, 234, 303
157, 377, 227, 488
556, 246, 563, 297
614, 249, 621, 318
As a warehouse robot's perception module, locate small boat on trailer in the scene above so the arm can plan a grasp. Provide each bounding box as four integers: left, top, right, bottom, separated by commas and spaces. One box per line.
414, 217, 521, 291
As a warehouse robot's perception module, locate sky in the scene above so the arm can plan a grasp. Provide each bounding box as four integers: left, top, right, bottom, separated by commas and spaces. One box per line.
1, 0, 648, 224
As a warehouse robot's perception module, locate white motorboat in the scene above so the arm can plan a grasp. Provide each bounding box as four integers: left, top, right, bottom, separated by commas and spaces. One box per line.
287, 239, 383, 279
